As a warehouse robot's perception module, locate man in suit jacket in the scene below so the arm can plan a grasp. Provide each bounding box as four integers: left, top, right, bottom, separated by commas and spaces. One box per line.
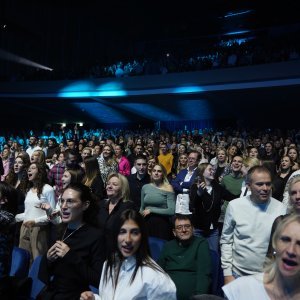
171, 151, 200, 214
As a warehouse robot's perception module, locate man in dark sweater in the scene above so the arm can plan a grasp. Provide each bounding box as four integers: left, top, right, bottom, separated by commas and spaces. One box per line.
127, 155, 150, 210
158, 215, 212, 300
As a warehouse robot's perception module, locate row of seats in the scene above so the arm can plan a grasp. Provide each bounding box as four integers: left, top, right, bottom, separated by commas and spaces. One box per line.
9, 237, 223, 299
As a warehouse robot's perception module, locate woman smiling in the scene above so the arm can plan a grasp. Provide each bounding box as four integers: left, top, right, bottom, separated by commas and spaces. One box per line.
80, 209, 176, 300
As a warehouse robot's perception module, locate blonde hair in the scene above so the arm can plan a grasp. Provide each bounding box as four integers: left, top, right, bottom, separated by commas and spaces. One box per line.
264, 214, 300, 283
107, 172, 130, 202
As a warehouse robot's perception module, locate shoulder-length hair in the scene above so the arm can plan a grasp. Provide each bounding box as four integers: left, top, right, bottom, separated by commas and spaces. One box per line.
104, 209, 163, 288
150, 163, 169, 185
264, 214, 300, 283
82, 156, 100, 187
106, 173, 130, 202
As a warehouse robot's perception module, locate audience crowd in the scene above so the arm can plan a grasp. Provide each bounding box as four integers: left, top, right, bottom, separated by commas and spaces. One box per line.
2, 28, 300, 82
1, 123, 300, 299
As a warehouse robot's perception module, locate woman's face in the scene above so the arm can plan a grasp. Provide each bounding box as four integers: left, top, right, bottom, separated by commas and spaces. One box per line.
281, 156, 292, 170
31, 151, 40, 163
103, 146, 112, 159
118, 219, 142, 258
147, 159, 156, 170
178, 145, 186, 154
288, 149, 298, 161
276, 221, 300, 278
203, 165, 214, 181
249, 148, 258, 158
81, 149, 91, 159
290, 181, 300, 213
217, 150, 226, 162
60, 188, 86, 224
114, 146, 122, 157
62, 171, 71, 189
14, 157, 24, 174
179, 154, 188, 166
228, 146, 237, 156
106, 176, 122, 200
28, 163, 38, 181
151, 165, 163, 182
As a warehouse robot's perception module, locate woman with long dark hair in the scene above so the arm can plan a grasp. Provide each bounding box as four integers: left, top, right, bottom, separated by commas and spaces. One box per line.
38, 183, 105, 299
82, 156, 104, 202
15, 163, 55, 261
80, 209, 176, 300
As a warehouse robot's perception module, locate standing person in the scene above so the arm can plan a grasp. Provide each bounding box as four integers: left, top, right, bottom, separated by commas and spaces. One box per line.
272, 155, 294, 201
98, 173, 136, 247
220, 166, 286, 285
0, 182, 18, 279
1, 148, 11, 181
210, 148, 229, 182
38, 183, 105, 299
97, 145, 118, 186
171, 151, 200, 215
158, 143, 174, 177
114, 144, 130, 176
82, 156, 104, 203
140, 164, 175, 240
26, 135, 42, 158
223, 214, 300, 300
15, 163, 56, 261
48, 152, 66, 201
190, 163, 234, 252
80, 209, 177, 300
128, 156, 150, 209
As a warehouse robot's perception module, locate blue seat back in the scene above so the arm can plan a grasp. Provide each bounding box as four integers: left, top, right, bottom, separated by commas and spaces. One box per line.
209, 250, 224, 297
9, 246, 30, 278
28, 255, 45, 299
148, 236, 167, 262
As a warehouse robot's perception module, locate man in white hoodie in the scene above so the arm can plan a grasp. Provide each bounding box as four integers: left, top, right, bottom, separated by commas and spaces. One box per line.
220, 166, 286, 285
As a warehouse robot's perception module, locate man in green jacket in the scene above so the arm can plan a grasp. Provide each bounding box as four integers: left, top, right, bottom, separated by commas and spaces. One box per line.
158, 215, 212, 300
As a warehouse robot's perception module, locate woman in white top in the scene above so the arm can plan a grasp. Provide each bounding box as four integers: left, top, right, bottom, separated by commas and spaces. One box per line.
15, 162, 55, 261
80, 209, 176, 300
223, 214, 300, 300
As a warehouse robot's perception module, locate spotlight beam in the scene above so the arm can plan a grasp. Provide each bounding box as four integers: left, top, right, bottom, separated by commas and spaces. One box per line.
0, 48, 53, 71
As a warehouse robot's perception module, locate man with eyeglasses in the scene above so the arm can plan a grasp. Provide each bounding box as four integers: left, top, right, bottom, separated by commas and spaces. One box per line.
158, 214, 212, 300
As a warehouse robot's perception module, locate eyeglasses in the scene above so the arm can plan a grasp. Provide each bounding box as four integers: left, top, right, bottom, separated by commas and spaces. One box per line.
175, 224, 192, 231
59, 199, 81, 207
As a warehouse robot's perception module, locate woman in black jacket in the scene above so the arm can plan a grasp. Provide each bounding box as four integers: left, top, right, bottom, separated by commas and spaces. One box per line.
189, 163, 235, 253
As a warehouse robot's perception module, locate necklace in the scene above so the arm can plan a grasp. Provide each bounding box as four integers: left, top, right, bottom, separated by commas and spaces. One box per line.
201, 188, 214, 213
61, 223, 85, 242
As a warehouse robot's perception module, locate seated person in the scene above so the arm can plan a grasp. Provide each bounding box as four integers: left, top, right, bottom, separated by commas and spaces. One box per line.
158, 214, 212, 300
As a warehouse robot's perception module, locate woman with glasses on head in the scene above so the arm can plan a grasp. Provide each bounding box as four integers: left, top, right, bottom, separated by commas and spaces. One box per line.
38, 183, 105, 299
80, 209, 176, 300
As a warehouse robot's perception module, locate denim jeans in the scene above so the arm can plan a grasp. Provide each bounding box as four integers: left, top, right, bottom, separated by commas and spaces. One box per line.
194, 228, 219, 253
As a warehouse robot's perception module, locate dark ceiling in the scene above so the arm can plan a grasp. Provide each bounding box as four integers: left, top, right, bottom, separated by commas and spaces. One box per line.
1, 0, 300, 70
